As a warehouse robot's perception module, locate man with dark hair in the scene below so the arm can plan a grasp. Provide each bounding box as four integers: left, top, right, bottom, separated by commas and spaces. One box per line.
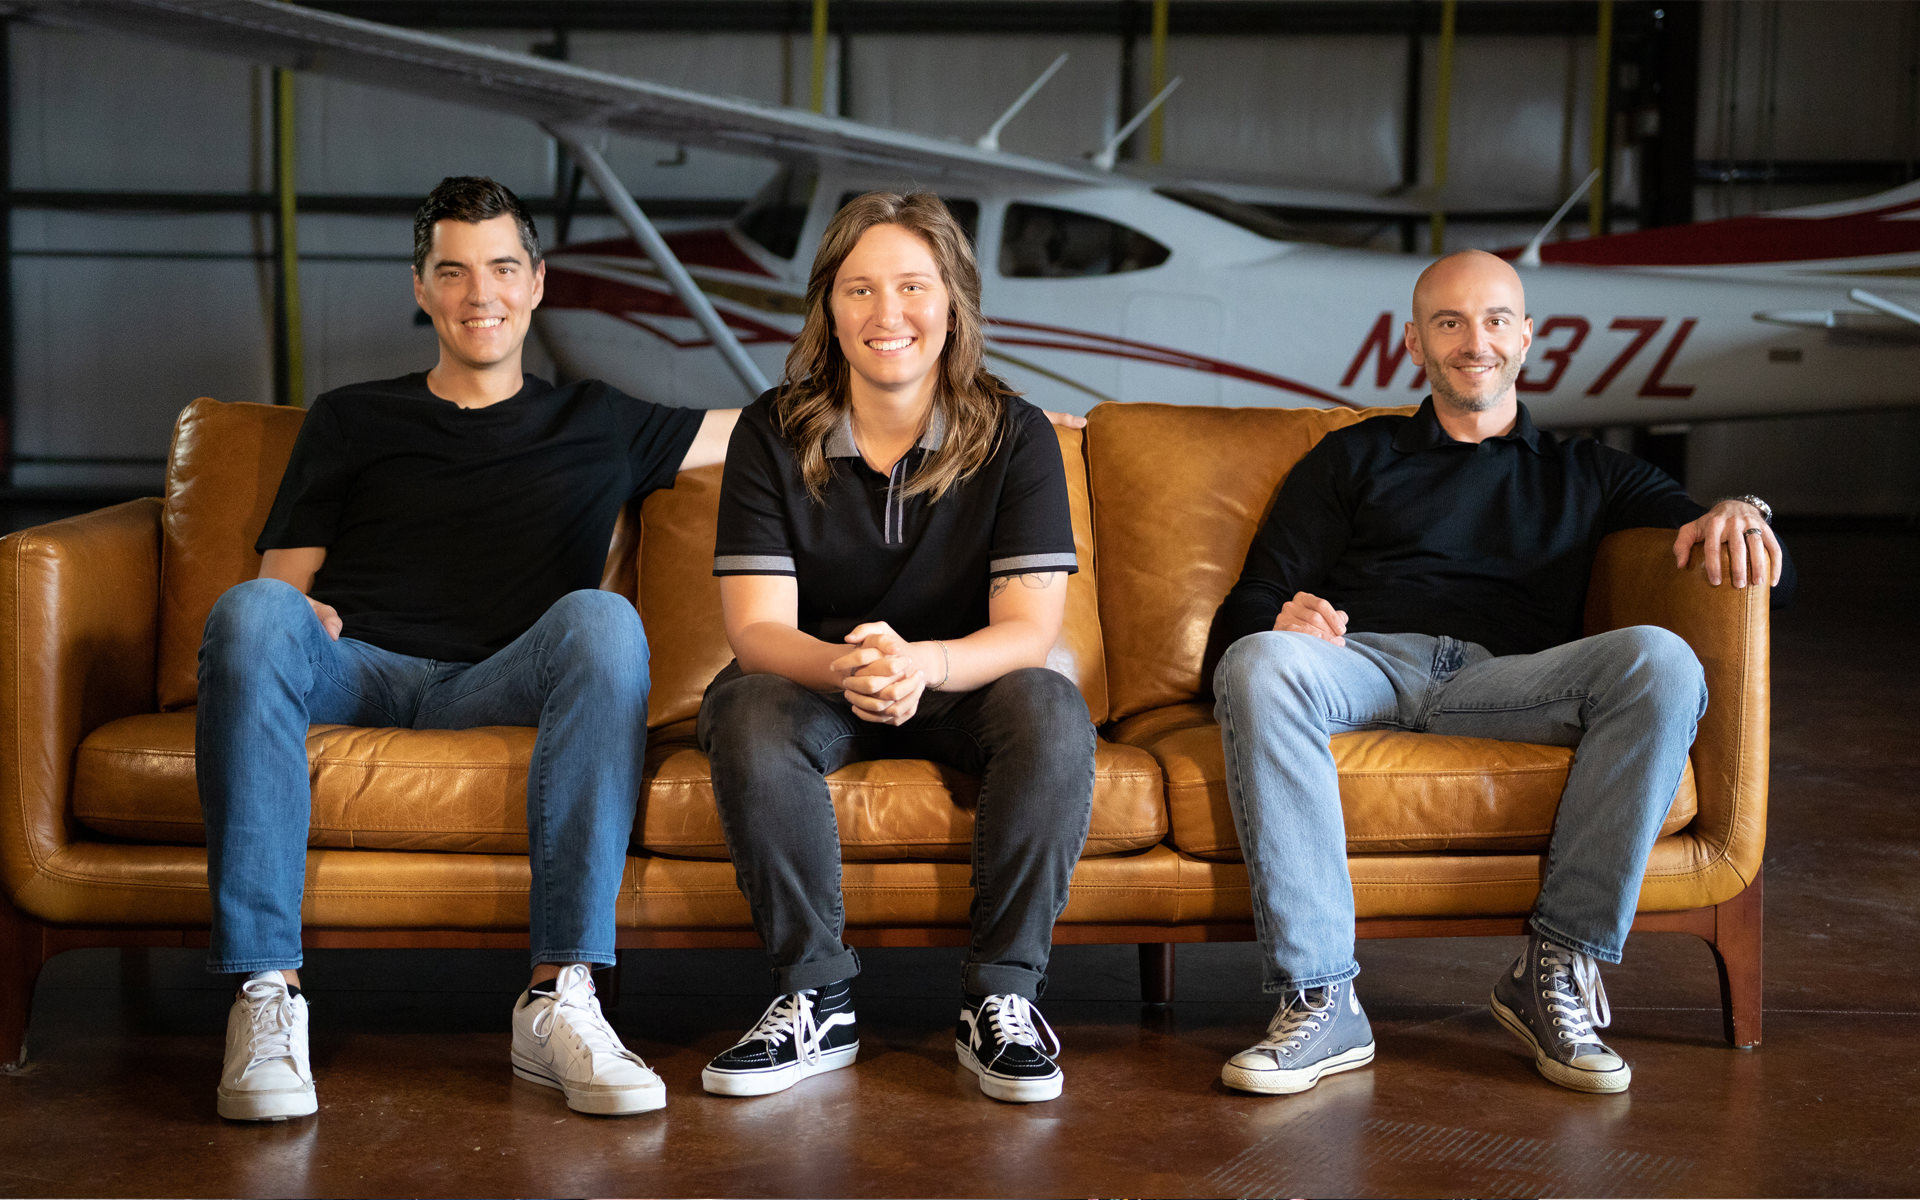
1209, 250, 1790, 1097
409, 174, 543, 275
198, 175, 737, 1121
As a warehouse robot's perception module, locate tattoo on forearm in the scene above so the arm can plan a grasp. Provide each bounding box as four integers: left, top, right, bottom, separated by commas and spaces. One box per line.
990, 571, 1062, 597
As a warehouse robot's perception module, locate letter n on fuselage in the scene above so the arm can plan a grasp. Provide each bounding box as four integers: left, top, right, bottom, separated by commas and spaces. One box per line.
1341, 311, 1415, 390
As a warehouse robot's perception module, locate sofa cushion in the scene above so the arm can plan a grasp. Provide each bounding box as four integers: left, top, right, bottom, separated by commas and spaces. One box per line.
71, 713, 1167, 860
636, 721, 1164, 859
1110, 702, 1697, 859
75, 712, 540, 852
1086, 401, 1412, 723
156, 399, 307, 712
639, 424, 1109, 730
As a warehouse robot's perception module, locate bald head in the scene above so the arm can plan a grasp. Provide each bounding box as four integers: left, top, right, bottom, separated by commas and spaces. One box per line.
1403, 249, 1533, 429
1411, 249, 1526, 324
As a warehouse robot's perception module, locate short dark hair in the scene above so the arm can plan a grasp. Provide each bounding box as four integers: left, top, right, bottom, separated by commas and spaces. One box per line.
411, 176, 541, 275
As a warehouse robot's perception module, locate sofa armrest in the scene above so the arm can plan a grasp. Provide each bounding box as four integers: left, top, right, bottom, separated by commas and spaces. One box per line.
1584, 526, 1770, 885
0, 498, 163, 912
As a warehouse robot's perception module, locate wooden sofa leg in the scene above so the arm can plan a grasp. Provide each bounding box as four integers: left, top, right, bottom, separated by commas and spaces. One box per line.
0, 892, 48, 1071
1707, 870, 1765, 1049
1139, 943, 1175, 1005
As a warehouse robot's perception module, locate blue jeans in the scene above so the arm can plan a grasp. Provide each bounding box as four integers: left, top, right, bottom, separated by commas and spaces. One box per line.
697, 663, 1095, 1000
1213, 626, 1707, 993
196, 579, 650, 974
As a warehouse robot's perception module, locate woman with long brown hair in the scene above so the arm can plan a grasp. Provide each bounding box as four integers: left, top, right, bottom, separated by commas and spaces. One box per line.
696, 192, 1094, 1104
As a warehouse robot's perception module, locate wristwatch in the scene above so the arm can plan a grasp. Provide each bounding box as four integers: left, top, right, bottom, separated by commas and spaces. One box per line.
1724, 494, 1773, 524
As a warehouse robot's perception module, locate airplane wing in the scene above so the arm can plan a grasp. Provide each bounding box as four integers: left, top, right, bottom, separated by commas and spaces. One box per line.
1116, 164, 1560, 219
3, 0, 1113, 190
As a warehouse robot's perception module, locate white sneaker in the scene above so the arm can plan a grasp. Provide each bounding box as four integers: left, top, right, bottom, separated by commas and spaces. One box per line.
216, 973, 317, 1121
510, 964, 665, 1115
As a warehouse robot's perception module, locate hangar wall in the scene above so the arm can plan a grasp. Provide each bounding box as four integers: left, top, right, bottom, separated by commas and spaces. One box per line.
5, 1, 1918, 516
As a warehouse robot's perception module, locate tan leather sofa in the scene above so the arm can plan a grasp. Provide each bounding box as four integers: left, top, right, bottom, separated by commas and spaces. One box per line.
0, 398, 1770, 1069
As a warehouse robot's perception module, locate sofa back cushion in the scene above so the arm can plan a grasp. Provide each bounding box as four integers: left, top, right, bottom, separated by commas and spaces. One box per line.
155, 397, 642, 711
157, 399, 308, 710
1086, 401, 1411, 723
640, 424, 1109, 728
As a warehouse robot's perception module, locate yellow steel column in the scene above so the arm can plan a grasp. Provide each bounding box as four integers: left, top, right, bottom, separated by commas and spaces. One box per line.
810, 0, 829, 114
1148, 0, 1170, 164
1428, 0, 1457, 254
275, 68, 304, 407
1589, 0, 1614, 235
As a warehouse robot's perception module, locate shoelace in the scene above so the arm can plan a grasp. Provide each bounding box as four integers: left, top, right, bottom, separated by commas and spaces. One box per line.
238, 977, 299, 1069
1250, 987, 1334, 1055
742, 990, 828, 1067
530, 964, 628, 1060
1536, 943, 1612, 1045
978, 994, 1061, 1058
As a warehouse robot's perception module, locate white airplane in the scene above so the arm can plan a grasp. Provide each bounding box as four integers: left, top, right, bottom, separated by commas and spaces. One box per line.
17, 0, 1920, 426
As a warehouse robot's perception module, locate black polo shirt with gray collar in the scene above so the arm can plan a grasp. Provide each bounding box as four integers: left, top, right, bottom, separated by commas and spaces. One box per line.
713, 390, 1078, 645
1210, 397, 1798, 665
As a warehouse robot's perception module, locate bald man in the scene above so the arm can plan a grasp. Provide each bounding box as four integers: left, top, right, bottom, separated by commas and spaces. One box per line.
1206, 250, 1790, 1096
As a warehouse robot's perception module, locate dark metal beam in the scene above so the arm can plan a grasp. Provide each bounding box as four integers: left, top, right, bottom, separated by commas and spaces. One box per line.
1693, 160, 1920, 187
1635, 1, 1702, 228
3, 190, 743, 219
303, 0, 1605, 38
0, 20, 13, 482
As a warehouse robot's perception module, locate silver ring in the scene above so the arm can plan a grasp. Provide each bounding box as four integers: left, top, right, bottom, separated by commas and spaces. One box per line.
1743, 528, 1764, 538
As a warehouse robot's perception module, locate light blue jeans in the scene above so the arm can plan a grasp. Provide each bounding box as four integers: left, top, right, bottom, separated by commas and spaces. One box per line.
196, 579, 650, 974
1213, 626, 1707, 993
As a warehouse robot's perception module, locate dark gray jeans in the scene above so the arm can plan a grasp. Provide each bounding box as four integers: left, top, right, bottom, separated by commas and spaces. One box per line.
698, 663, 1096, 1000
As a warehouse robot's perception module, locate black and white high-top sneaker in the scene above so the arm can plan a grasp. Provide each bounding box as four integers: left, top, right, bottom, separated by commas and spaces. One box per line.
701, 980, 858, 1097
956, 993, 1063, 1103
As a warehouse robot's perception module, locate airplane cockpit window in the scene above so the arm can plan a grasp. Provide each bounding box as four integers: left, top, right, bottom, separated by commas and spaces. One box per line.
736, 166, 818, 259
835, 192, 980, 245
998, 204, 1170, 278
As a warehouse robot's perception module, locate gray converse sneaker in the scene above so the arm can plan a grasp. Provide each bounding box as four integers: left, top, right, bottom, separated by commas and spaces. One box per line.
217, 972, 317, 1122
1490, 935, 1631, 1094
511, 964, 666, 1115
1221, 978, 1375, 1095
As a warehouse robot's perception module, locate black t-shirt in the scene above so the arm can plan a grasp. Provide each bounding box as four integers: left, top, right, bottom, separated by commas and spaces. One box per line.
257, 372, 702, 662
1212, 398, 1795, 664
712, 391, 1078, 644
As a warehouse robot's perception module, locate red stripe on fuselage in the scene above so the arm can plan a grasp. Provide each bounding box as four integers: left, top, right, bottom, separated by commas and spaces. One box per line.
1520, 211, 1920, 268
543, 270, 1352, 404
554, 229, 773, 278
541, 268, 792, 344
989, 318, 1353, 405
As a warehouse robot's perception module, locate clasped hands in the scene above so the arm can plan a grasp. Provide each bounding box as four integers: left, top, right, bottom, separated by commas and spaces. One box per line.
832, 621, 930, 725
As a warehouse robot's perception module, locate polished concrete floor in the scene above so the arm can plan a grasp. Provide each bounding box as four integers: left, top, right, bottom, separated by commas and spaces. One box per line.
2, 526, 1916, 1198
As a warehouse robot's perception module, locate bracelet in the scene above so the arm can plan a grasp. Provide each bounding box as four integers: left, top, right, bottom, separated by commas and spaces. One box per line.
926, 640, 951, 691
1721, 494, 1773, 524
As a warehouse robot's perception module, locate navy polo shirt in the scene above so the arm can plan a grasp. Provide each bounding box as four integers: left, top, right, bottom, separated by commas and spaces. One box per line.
1209, 397, 1797, 664
713, 391, 1078, 645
